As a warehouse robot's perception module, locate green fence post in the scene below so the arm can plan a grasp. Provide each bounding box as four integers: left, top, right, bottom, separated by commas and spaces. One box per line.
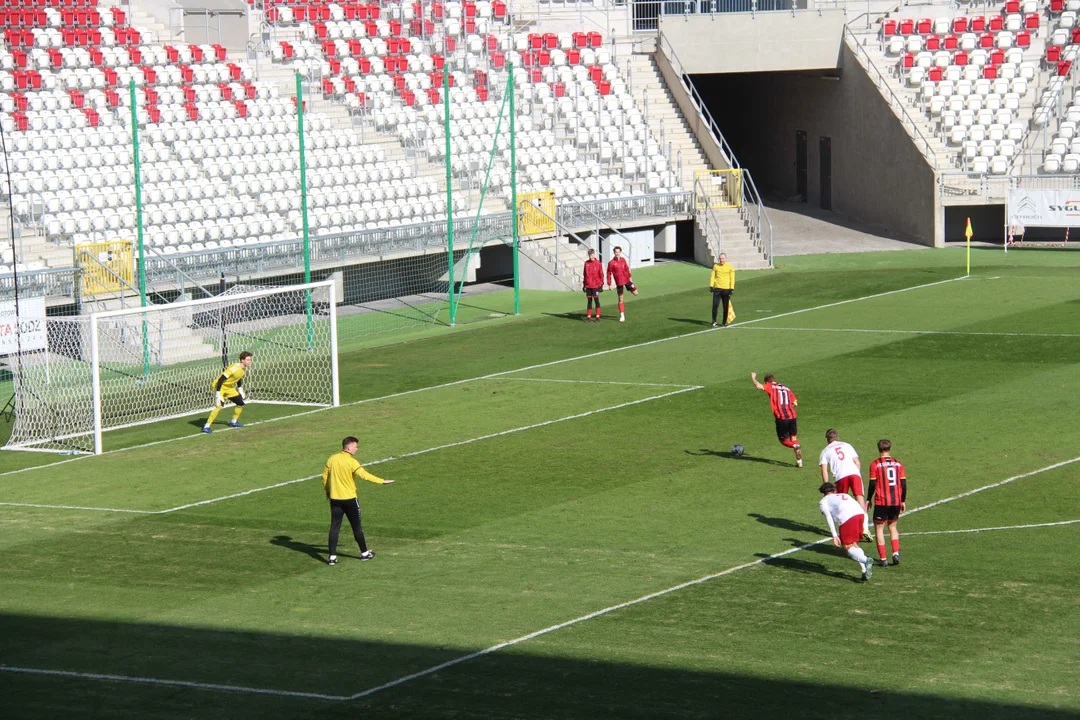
444, 66, 456, 325
129, 80, 149, 375
296, 72, 313, 348
509, 63, 519, 316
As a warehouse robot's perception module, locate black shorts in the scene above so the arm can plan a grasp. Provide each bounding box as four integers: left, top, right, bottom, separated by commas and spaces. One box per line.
873, 505, 902, 523
584, 287, 602, 298
616, 282, 636, 294
774, 418, 797, 442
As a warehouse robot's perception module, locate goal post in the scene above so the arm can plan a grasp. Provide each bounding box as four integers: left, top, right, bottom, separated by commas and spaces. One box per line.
4, 280, 339, 456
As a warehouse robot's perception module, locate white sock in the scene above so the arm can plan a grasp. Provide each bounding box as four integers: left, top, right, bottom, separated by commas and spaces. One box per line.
847, 547, 868, 565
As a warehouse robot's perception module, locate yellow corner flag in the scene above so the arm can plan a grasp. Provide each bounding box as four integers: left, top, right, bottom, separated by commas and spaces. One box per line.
727, 301, 736, 324
965, 217, 973, 276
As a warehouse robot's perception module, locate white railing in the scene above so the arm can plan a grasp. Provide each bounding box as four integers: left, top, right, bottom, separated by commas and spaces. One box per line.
938, 172, 1080, 202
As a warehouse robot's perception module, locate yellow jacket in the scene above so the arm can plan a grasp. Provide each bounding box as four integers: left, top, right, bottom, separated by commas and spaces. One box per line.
323, 451, 385, 500
709, 262, 735, 290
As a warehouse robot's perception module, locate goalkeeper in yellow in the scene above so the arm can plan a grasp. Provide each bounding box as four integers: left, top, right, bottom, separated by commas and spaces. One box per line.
202, 351, 253, 434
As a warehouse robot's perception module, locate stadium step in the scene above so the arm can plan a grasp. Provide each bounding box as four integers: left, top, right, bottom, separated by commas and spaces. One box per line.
627, 53, 711, 189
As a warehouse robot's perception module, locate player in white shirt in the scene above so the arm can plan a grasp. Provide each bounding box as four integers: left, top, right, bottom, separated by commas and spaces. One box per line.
818, 428, 868, 535
819, 482, 874, 582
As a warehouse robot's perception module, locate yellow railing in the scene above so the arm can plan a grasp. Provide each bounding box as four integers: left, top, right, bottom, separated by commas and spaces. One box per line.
518, 190, 556, 235
695, 169, 743, 210
76, 241, 134, 296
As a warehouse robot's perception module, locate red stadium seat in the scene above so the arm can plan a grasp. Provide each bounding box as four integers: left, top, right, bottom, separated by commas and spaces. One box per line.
989, 16, 1003, 31
916, 18, 931, 34
217, 82, 232, 100
954, 50, 968, 65
882, 19, 896, 36
983, 65, 997, 78
926, 35, 940, 50
952, 16, 968, 33
1025, 13, 1039, 29
1017, 30, 1031, 47
944, 34, 958, 49
899, 19, 914, 34
928, 66, 942, 81
979, 32, 994, 48
971, 16, 986, 31
1058, 60, 1073, 76
1048, 45, 1062, 62
1005, 0, 1019, 13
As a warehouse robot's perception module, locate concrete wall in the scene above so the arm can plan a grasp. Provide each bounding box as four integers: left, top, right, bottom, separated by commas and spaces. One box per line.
179, 0, 249, 49
660, 9, 849, 74
693, 43, 937, 244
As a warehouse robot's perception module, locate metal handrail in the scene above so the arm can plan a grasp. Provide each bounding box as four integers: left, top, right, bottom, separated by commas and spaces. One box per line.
144, 245, 218, 300
560, 194, 642, 256
658, 32, 773, 265
842, 21, 938, 166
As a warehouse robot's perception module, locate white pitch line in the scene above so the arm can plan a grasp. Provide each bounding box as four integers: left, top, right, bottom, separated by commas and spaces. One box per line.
737, 327, 1080, 339
906, 518, 1080, 536
0, 275, 965, 479
0, 386, 703, 515
493, 378, 697, 388
3, 449, 1074, 701
0, 502, 153, 514
0, 664, 348, 701
343, 451, 1080, 700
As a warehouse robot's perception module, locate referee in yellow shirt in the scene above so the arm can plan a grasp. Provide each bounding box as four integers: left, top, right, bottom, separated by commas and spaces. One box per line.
323, 436, 395, 566
709, 252, 735, 328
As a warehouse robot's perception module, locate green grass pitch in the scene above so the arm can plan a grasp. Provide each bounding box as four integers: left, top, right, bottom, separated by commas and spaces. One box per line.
2, 248, 1079, 719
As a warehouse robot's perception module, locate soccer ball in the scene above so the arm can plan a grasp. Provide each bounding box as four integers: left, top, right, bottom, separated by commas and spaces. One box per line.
731, 444, 745, 457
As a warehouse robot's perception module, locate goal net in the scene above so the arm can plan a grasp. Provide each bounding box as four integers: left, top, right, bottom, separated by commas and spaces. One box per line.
4, 281, 338, 456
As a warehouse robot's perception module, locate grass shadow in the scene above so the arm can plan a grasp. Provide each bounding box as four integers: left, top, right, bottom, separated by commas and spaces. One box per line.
686, 448, 796, 468
668, 317, 713, 327
747, 513, 828, 535
755, 553, 861, 583
269, 535, 359, 564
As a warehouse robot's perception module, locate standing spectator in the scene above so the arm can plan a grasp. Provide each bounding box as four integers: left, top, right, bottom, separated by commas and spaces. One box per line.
582, 249, 605, 322
709, 253, 734, 328
606, 245, 638, 323
322, 436, 395, 566
868, 439, 907, 567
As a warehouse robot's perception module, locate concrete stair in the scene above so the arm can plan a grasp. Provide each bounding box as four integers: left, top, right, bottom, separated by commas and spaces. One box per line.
86, 296, 220, 364
627, 53, 710, 190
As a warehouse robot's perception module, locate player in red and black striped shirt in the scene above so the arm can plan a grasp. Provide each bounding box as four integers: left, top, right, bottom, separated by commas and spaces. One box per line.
868, 438, 907, 567
751, 372, 803, 467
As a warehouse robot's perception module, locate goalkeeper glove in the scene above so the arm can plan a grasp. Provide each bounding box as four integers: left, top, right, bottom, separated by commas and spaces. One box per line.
238, 387, 246, 400
215, 391, 223, 407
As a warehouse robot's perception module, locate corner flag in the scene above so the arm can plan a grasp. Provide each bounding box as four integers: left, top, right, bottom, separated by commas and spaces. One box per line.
965, 217, 973, 275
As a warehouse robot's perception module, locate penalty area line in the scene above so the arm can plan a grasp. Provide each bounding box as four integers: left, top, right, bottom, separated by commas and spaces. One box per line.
1, 274, 965, 479
0, 386, 704, 516
906, 518, 1080, 537
736, 327, 1080, 339
0, 665, 348, 702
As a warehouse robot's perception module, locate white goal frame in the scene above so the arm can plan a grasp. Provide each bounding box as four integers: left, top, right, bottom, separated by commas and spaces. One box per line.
6, 280, 339, 456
